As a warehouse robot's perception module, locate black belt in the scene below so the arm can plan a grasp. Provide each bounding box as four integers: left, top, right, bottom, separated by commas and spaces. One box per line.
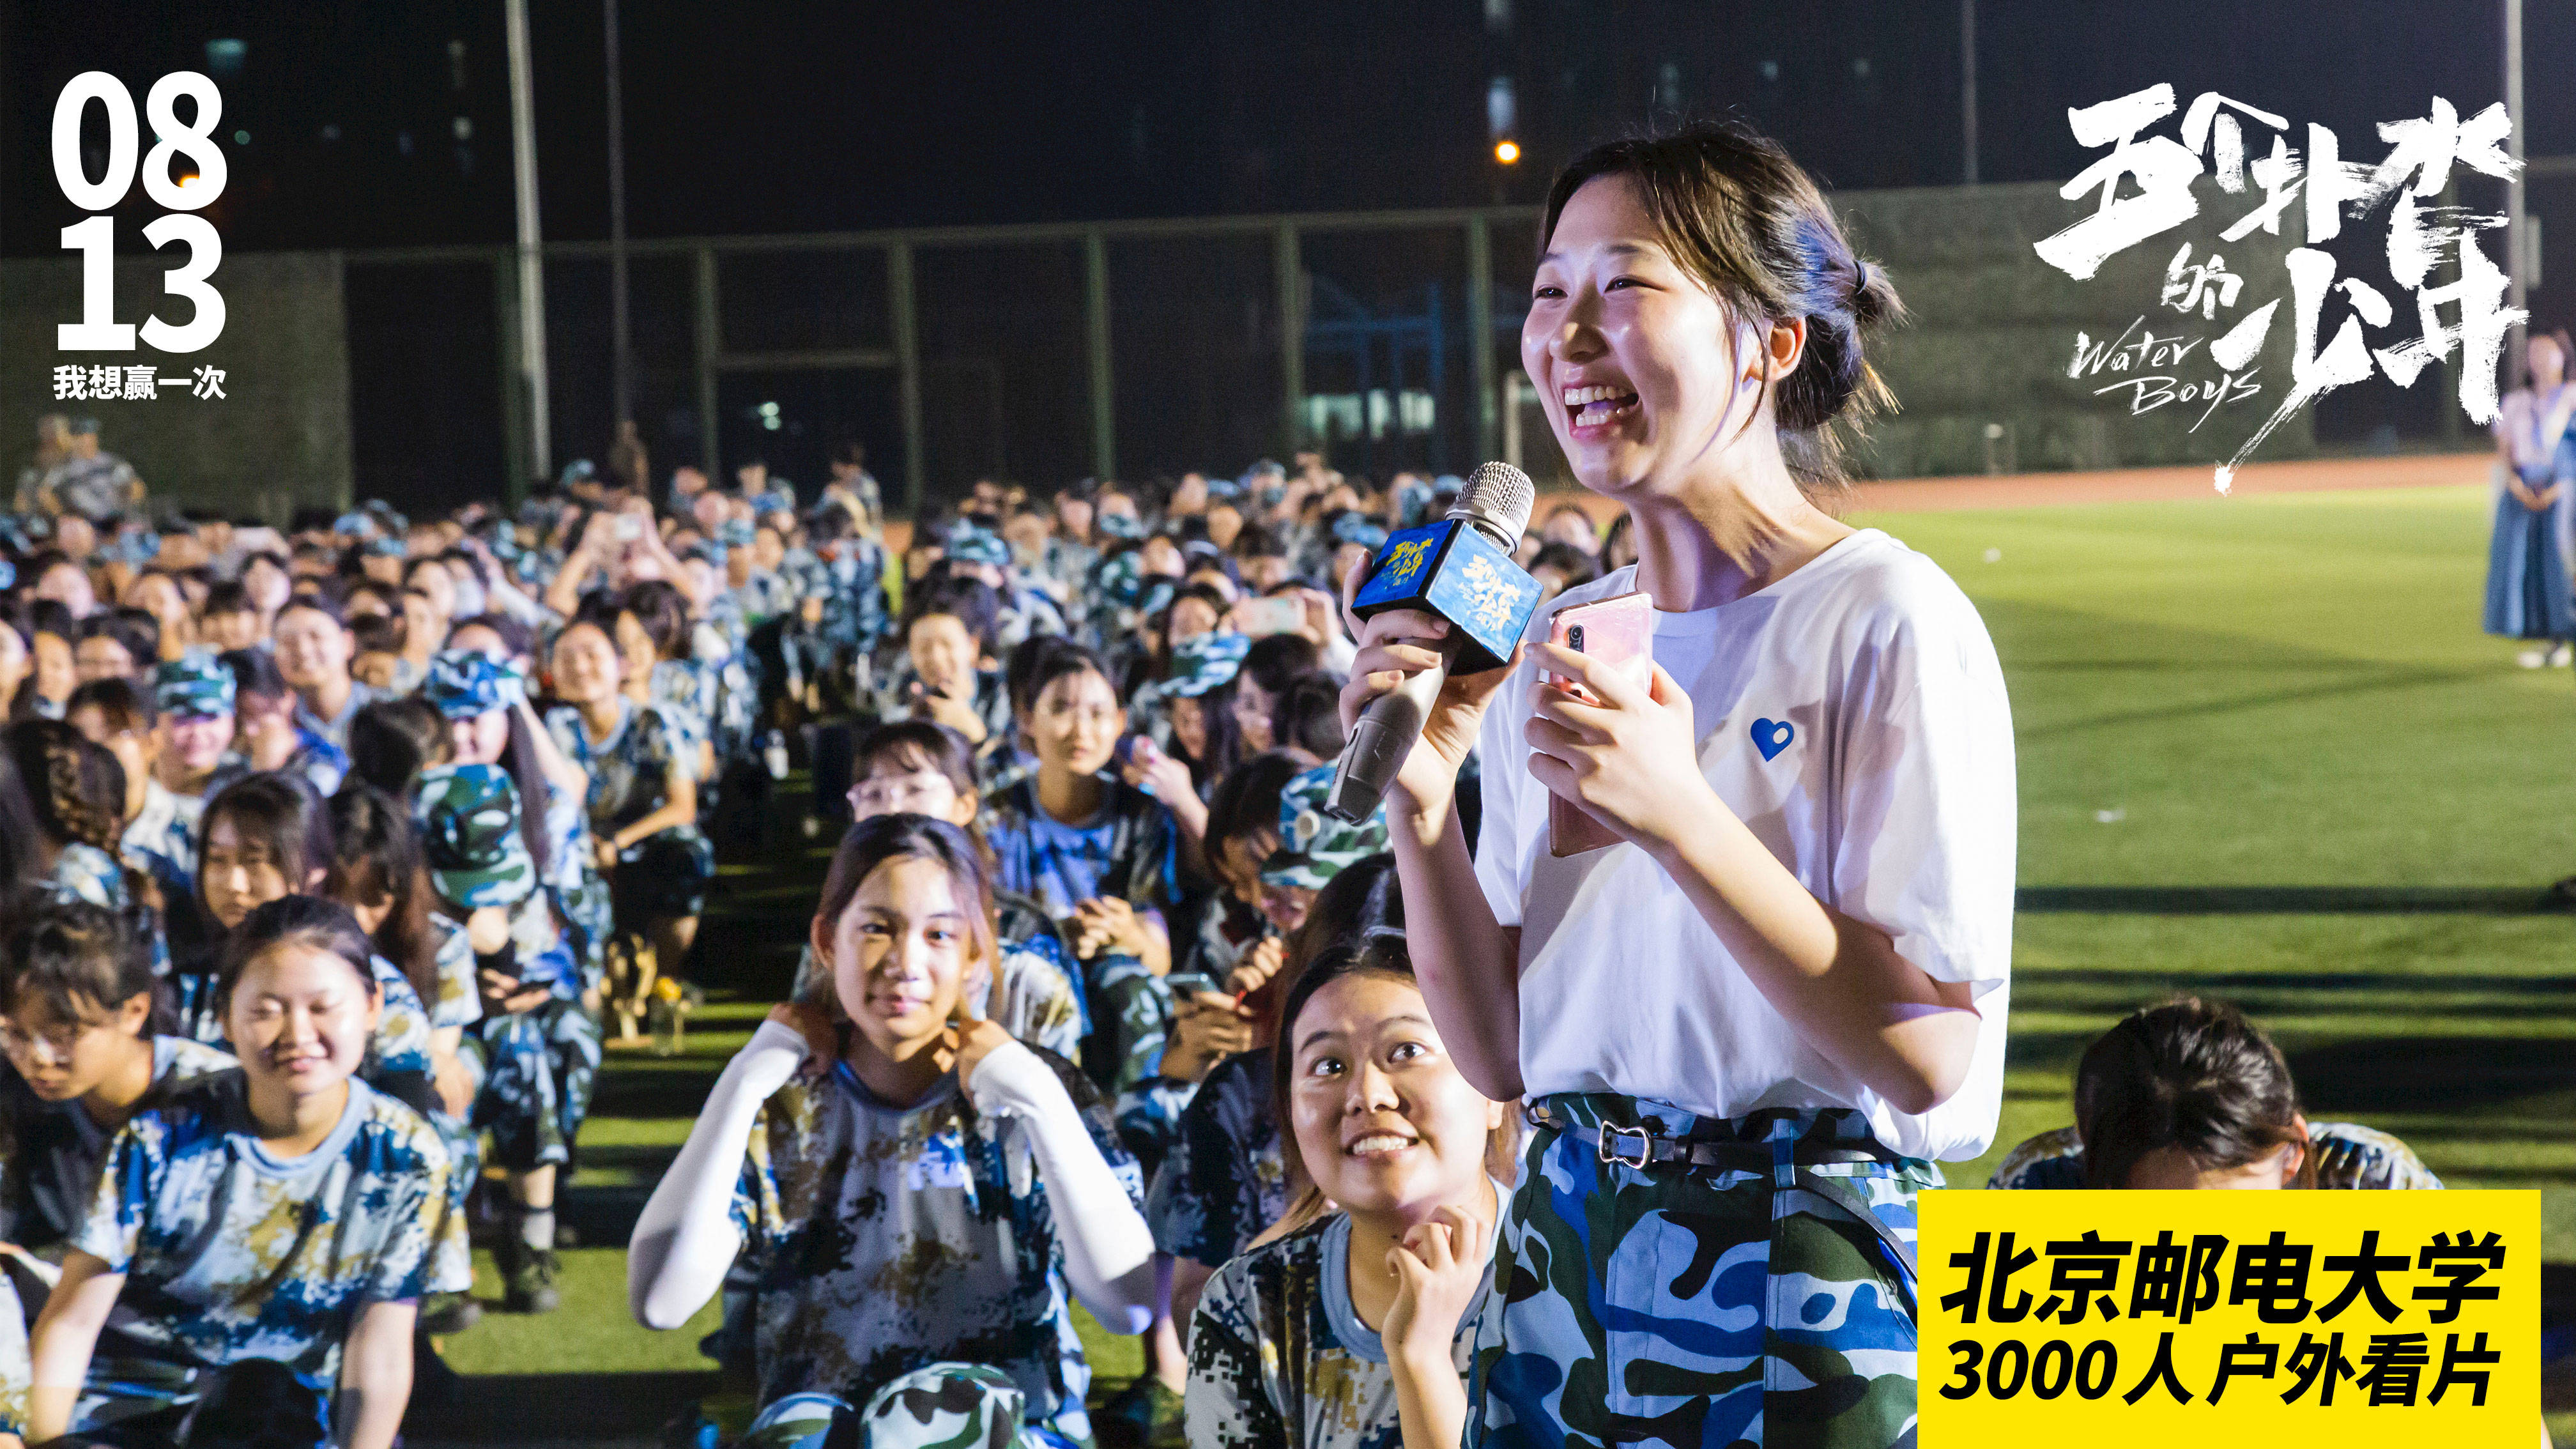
1522, 1101, 1920, 1283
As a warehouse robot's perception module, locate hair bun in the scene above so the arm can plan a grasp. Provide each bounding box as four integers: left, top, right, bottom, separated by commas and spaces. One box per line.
1849, 257, 1887, 326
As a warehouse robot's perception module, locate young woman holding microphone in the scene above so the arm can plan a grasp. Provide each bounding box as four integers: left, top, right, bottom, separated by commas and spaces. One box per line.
1339, 122, 2016, 1448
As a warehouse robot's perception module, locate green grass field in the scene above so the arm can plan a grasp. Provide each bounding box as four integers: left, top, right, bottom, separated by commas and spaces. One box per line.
1860, 484, 2576, 1240
415, 480, 2576, 1435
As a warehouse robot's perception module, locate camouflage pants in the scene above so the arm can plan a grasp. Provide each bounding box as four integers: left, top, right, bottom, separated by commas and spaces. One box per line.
737, 1365, 1078, 1449
462, 995, 603, 1172
1471, 1097, 1940, 1449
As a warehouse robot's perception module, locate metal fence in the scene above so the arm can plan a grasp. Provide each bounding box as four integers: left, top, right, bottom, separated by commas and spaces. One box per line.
335, 159, 2576, 520
344, 206, 1557, 518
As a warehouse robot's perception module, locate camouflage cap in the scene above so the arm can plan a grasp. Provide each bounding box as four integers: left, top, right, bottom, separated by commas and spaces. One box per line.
1393, 475, 1438, 527
153, 652, 236, 720
1262, 760, 1389, 890
859, 1365, 1025, 1449
1332, 512, 1390, 550
945, 526, 1011, 569
413, 763, 535, 908
104, 530, 162, 565
1094, 509, 1147, 541
1165, 630, 1249, 698
1093, 549, 1146, 606
419, 648, 516, 721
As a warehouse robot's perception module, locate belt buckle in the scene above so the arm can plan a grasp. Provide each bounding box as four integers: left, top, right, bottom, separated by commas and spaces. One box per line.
1598, 1123, 1652, 1170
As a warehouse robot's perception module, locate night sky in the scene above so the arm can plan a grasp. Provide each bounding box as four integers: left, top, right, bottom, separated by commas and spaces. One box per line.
4, 0, 2569, 256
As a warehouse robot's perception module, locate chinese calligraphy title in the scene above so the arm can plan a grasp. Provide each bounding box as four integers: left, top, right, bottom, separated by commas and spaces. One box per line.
2035, 84, 2524, 491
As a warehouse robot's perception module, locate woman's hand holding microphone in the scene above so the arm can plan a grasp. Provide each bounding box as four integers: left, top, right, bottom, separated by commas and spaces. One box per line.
1335, 558, 1520, 824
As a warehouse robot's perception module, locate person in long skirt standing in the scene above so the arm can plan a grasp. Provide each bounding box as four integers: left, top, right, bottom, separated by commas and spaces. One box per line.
1340, 121, 2015, 1448
2485, 329, 2576, 667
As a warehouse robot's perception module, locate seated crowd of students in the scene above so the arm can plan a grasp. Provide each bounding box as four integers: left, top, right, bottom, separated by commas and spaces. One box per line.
0, 457, 2435, 1448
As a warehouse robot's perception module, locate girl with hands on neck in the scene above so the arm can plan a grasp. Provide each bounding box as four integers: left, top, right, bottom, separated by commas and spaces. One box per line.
627, 814, 1156, 1449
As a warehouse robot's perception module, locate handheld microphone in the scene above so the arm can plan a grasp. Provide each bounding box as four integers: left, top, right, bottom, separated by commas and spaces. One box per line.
1324, 461, 1541, 824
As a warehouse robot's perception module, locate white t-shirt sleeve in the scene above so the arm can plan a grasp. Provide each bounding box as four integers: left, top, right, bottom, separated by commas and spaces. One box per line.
1827, 565, 2017, 994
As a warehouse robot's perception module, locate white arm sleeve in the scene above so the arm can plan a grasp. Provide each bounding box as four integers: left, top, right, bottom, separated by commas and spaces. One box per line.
968, 1041, 1159, 1334
626, 1019, 805, 1330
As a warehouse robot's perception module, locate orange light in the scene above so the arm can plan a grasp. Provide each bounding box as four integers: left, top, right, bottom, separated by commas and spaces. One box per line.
1494, 140, 1521, 165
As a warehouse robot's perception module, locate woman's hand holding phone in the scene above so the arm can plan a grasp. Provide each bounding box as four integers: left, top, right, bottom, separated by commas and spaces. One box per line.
1524, 643, 1718, 854
1335, 556, 1522, 817
1120, 735, 1194, 804
1162, 986, 1256, 1083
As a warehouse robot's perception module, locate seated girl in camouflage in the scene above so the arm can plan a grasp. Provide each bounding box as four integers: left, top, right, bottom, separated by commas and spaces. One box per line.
418, 645, 607, 997
325, 783, 489, 1335
0, 904, 237, 1445
1117, 628, 1249, 875
542, 617, 712, 996
119, 655, 239, 953
982, 640, 1179, 1094
1987, 997, 2441, 1191
169, 774, 442, 1125
627, 814, 1159, 1449
22, 896, 470, 1449
876, 575, 1018, 790
1186, 931, 1517, 1449
417, 760, 598, 1315
790, 722, 1084, 1061
1151, 854, 1405, 1351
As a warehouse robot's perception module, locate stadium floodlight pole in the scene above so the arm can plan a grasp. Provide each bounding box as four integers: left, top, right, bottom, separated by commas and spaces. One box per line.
505, 0, 552, 494
1960, 0, 1978, 185
2505, 0, 2527, 379
605, 0, 633, 431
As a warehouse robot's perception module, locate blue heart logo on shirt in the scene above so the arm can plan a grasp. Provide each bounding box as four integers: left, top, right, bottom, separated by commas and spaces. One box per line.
1751, 718, 1795, 762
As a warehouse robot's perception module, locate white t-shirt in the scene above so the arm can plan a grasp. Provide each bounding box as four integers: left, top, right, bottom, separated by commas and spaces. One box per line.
1473, 529, 2015, 1162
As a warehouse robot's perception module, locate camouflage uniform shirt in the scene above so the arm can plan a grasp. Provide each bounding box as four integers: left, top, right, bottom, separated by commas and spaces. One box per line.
68, 1072, 471, 1405
730, 1046, 1142, 1443
1186, 1200, 1503, 1449
1984, 1122, 2444, 1190
0, 1038, 238, 1436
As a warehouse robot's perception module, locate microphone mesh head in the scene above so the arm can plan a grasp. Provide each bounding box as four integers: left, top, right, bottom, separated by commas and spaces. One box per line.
1450, 461, 1536, 543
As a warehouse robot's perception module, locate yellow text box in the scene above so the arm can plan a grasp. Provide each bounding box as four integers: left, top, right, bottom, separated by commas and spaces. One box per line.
1917, 1189, 2538, 1447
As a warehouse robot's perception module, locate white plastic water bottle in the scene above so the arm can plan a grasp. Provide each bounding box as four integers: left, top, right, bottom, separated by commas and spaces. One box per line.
763, 730, 790, 781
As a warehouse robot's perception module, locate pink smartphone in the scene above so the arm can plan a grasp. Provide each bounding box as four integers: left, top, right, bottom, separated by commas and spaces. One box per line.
1544, 592, 1654, 856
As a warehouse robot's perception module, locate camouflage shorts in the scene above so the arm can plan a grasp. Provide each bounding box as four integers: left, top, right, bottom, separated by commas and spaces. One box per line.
463, 995, 603, 1171
737, 1364, 1076, 1449
1471, 1097, 1942, 1449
